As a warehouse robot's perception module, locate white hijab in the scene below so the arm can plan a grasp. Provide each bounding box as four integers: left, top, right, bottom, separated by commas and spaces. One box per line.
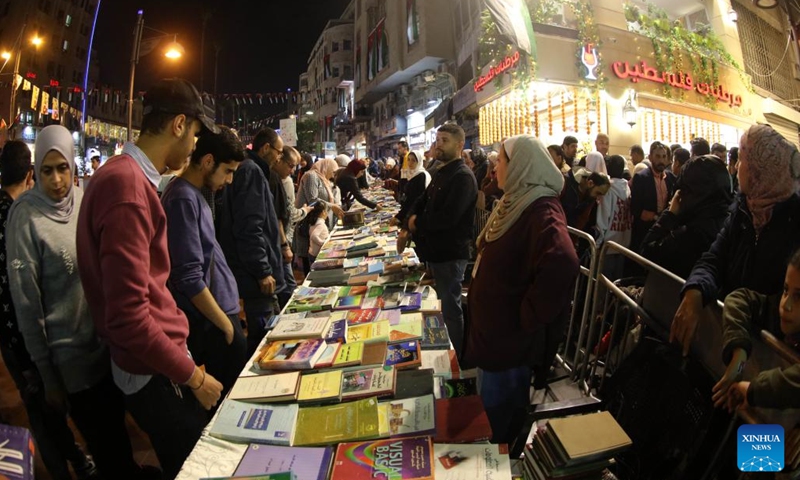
478, 135, 564, 246
404, 149, 430, 187
585, 151, 607, 175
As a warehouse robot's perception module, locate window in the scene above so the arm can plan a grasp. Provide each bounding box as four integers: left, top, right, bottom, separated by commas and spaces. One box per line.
332, 42, 339, 52
56, 9, 63, 21
65, 14, 72, 27
344, 65, 353, 80
344, 40, 352, 51
733, 1, 797, 101
57, 64, 64, 79
46, 60, 55, 76
62, 39, 68, 52
332, 66, 340, 77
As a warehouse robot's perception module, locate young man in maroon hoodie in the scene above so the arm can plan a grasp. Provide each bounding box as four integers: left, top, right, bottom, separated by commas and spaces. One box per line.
77, 78, 223, 479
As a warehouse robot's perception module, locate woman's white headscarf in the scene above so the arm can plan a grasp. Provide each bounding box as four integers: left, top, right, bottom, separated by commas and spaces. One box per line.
585, 151, 607, 175
477, 135, 564, 247
404, 149, 431, 188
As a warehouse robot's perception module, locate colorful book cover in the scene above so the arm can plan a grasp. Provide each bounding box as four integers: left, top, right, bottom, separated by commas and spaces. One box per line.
333, 341, 365, 367
297, 370, 343, 403
209, 401, 298, 445
330, 436, 434, 480
228, 372, 301, 403
257, 339, 326, 371
346, 308, 380, 325
323, 319, 348, 344
367, 286, 385, 298
380, 394, 436, 437
317, 249, 347, 259
338, 286, 369, 297
0, 424, 34, 480
398, 293, 422, 312
293, 397, 381, 446
234, 444, 333, 480
334, 295, 365, 310
341, 366, 396, 400
433, 444, 512, 479
384, 341, 421, 370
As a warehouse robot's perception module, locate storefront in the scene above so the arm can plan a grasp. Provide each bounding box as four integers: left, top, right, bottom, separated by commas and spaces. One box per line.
474, 28, 792, 156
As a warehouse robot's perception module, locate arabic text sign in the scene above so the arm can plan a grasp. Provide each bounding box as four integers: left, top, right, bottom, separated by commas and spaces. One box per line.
474, 51, 521, 93
279, 117, 297, 146
611, 60, 743, 108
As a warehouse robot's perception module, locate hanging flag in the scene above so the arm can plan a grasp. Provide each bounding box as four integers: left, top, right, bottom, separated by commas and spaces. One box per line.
41, 91, 50, 115
484, 0, 537, 60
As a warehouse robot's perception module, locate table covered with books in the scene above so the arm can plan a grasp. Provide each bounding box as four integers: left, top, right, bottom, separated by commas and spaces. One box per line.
175, 186, 633, 480
175, 187, 513, 480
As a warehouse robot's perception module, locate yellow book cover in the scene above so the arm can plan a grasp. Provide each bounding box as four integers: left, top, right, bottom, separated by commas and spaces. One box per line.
293, 397, 381, 446
369, 320, 391, 342
398, 312, 424, 325
346, 324, 372, 343
297, 370, 344, 403
333, 342, 365, 367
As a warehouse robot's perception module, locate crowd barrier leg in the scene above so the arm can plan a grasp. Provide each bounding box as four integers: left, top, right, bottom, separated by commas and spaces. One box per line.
558, 228, 598, 388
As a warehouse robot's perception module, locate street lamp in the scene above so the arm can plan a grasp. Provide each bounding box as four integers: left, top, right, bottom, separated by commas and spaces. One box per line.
8, 27, 43, 134
127, 10, 184, 141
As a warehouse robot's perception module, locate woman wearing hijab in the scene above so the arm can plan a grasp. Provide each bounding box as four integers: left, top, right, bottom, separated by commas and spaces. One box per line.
465, 135, 579, 443
672, 124, 800, 355
295, 158, 344, 273
640, 155, 733, 278
393, 149, 430, 227
6, 126, 147, 479
584, 151, 608, 175
336, 159, 380, 211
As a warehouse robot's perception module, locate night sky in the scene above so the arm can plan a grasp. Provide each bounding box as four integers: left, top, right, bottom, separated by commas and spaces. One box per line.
95, 0, 351, 119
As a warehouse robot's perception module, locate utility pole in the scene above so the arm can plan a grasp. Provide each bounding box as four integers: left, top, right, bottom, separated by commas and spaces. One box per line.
127, 10, 145, 141
213, 42, 221, 119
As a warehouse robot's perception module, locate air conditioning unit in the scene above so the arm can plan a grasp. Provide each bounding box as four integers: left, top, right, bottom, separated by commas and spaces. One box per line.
422, 69, 436, 82
685, 8, 710, 33
413, 75, 426, 87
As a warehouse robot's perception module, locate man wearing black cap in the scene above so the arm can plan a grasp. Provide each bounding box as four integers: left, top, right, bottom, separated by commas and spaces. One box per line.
77, 78, 222, 479
562, 135, 578, 170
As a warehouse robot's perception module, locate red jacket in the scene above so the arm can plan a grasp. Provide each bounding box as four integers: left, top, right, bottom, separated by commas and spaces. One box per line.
77, 154, 195, 384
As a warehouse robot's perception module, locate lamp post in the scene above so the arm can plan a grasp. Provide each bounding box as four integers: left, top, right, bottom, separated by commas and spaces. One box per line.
126, 10, 184, 141
6, 24, 40, 134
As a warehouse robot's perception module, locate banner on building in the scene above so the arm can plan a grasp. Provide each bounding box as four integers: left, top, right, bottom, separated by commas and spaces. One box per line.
31, 85, 39, 111
485, 0, 537, 60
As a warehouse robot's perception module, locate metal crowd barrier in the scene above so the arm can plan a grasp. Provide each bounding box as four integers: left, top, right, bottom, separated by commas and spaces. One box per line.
556, 227, 599, 387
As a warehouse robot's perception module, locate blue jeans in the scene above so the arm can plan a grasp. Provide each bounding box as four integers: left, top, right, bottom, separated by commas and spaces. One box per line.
429, 260, 467, 358
478, 366, 531, 444
278, 260, 297, 309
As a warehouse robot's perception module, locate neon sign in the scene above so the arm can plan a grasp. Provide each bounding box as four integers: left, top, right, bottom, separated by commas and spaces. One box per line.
474, 51, 521, 93
612, 60, 743, 108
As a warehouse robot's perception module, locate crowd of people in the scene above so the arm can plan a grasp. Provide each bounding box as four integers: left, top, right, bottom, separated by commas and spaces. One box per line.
1, 74, 800, 479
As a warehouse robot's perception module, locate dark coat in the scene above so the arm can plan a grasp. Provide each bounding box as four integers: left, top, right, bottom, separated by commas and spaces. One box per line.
466, 198, 579, 371
410, 159, 477, 262
630, 167, 676, 251
218, 151, 285, 300
683, 193, 800, 304
336, 171, 377, 210
395, 172, 427, 225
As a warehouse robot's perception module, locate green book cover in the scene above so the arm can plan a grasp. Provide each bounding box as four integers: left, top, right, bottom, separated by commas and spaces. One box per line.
293, 397, 381, 446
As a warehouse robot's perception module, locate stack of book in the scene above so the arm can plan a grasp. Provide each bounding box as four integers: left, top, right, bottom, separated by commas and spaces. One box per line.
522, 411, 632, 480
199, 186, 509, 480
